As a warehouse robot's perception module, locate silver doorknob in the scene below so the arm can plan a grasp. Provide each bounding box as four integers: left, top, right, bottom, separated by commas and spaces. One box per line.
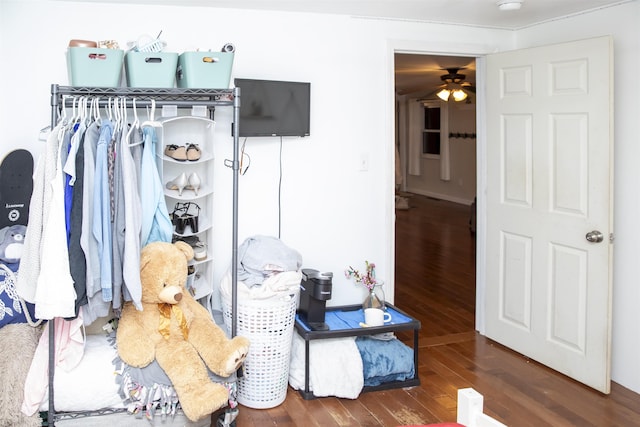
585, 230, 604, 243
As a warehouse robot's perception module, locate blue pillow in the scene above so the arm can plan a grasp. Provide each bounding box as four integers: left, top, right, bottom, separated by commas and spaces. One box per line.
0, 263, 39, 327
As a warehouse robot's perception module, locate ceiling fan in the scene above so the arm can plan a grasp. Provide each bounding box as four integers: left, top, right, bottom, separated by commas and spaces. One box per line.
433, 67, 475, 102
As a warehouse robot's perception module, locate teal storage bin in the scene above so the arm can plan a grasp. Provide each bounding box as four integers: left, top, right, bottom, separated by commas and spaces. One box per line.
125, 52, 178, 88
176, 51, 234, 88
67, 47, 124, 87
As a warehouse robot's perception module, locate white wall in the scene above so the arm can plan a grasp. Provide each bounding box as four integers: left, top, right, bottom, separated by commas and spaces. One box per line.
515, 0, 640, 396
1, 0, 638, 394
405, 101, 477, 204
0, 0, 509, 306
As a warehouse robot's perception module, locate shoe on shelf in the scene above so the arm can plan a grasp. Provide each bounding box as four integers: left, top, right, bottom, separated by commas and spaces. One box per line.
166, 172, 188, 196
184, 202, 200, 233
170, 202, 187, 228
164, 144, 187, 161
186, 144, 202, 161
174, 234, 200, 246
194, 241, 207, 261
186, 172, 201, 196
171, 202, 200, 234
173, 234, 207, 261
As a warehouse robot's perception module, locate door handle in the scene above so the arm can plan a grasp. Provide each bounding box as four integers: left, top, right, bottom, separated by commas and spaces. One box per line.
585, 230, 604, 243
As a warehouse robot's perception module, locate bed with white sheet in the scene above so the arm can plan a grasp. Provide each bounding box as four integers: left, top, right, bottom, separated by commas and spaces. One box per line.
34, 313, 238, 427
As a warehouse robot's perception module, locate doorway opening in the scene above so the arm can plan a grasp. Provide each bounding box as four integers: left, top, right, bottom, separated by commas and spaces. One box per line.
393, 53, 478, 340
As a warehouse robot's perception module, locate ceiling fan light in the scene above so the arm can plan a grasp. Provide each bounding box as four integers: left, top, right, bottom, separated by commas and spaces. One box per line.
437, 89, 450, 101
452, 89, 468, 101
497, 0, 523, 11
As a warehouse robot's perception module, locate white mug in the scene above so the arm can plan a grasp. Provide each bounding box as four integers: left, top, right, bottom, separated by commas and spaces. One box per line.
364, 308, 392, 326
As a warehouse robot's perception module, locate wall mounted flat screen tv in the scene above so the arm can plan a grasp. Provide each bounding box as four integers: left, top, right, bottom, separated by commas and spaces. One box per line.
235, 78, 311, 137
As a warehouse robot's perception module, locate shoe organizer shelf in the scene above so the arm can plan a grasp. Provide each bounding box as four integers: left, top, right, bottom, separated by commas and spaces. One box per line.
157, 115, 216, 302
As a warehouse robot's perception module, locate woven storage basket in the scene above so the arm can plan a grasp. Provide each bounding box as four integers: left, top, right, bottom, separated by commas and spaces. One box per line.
222, 292, 298, 409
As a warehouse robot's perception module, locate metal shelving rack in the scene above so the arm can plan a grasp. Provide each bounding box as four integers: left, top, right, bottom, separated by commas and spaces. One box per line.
47, 84, 242, 426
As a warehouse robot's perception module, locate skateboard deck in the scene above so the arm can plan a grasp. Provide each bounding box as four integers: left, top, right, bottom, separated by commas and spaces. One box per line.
0, 149, 34, 229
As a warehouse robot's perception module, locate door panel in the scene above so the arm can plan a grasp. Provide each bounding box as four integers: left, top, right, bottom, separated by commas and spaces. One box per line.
485, 36, 613, 393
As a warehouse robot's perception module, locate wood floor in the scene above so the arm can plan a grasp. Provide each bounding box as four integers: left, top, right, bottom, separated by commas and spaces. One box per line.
226, 194, 640, 427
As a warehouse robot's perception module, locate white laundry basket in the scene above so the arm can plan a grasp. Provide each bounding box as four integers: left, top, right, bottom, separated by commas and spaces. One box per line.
222, 290, 299, 409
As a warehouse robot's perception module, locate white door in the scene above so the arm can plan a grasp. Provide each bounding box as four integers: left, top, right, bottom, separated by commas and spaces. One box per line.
484, 36, 613, 393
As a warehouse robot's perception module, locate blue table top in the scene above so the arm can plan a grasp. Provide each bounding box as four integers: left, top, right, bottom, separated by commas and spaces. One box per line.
296, 305, 415, 332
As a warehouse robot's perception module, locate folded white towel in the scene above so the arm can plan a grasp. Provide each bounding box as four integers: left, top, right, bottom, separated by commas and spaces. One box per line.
288, 334, 363, 399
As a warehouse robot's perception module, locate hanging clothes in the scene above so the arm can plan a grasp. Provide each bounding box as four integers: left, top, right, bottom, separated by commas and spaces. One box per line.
80, 119, 110, 325
33, 125, 77, 319
21, 96, 172, 321
111, 117, 125, 311
92, 119, 114, 302
17, 124, 62, 304
140, 125, 172, 246
120, 122, 144, 310
61, 128, 75, 245
67, 123, 88, 316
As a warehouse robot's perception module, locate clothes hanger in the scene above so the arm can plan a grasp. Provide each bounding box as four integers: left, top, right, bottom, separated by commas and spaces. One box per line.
106, 97, 114, 123
80, 96, 88, 126
68, 96, 78, 127
118, 96, 127, 135
141, 99, 162, 128
58, 96, 68, 125
120, 96, 127, 133
133, 97, 139, 124
92, 96, 102, 126
67, 96, 83, 130
127, 98, 143, 146
113, 97, 121, 134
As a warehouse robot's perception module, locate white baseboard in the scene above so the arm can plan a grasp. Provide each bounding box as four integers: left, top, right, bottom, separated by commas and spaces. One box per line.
404, 188, 474, 206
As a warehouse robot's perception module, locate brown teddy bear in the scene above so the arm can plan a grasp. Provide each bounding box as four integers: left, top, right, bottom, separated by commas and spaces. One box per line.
116, 241, 250, 422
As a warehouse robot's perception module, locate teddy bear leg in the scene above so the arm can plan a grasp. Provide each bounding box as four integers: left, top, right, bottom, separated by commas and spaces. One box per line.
176, 381, 229, 422
155, 341, 230, 422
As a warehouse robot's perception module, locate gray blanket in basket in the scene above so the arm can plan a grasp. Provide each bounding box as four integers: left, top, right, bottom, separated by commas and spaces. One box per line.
237, 235, 302, 286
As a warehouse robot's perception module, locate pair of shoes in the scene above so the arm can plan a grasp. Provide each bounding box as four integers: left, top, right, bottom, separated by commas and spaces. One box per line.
165, 172, 201, 196
164, 144, 201, 161
164, 144, 187, 161
171, 202, 200, 234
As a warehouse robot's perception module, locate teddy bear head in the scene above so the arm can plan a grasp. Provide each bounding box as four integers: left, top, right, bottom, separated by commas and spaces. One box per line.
139, 241, 194, 305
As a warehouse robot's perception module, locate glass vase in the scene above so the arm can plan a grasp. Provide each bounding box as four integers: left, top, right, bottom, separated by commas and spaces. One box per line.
362, 282, 386, 310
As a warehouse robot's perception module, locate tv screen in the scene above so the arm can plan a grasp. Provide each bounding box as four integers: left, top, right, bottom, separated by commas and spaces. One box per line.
235, 78, 310, 137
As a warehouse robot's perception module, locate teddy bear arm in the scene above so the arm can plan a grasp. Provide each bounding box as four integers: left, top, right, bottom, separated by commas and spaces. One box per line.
188, 317, 250, 377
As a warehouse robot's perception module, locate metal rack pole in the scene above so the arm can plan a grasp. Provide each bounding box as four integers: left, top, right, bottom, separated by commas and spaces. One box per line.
231, 86, 241, 338
48, 83, 58, 427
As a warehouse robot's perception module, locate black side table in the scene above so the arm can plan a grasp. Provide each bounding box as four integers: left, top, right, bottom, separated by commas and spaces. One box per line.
293, 303, 421, 399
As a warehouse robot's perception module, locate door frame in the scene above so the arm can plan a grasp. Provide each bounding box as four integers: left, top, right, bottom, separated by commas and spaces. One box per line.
386, 40, 490, 333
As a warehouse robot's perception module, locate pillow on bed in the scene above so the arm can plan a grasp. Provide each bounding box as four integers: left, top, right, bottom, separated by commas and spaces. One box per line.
39, 334, 125, 412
